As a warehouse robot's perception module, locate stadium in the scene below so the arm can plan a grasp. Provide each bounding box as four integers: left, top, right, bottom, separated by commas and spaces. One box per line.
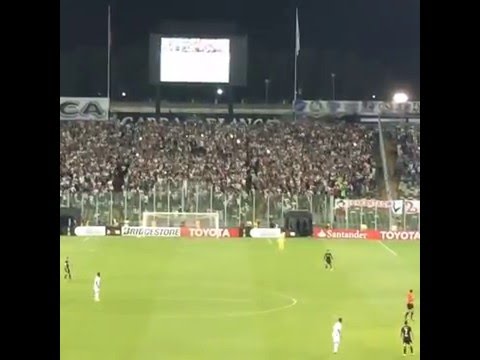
61, 2, 419, 359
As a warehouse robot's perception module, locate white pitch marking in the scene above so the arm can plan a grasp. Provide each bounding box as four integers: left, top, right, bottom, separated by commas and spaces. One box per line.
154, 297, 253, 303
150, 293, 298, 319
82, 237, 91, 242
101, 279, 300, 319
379, 241, 398, 256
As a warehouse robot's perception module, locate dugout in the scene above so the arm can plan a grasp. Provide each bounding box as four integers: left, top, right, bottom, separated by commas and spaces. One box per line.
60, 207, 81, 235
284, 210, 313, 237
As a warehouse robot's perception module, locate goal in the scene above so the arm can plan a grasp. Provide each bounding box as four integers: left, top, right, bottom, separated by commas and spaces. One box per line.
142, 212, 220, 229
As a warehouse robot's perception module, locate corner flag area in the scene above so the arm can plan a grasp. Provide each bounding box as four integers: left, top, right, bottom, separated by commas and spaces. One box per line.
61, 237, 419, 359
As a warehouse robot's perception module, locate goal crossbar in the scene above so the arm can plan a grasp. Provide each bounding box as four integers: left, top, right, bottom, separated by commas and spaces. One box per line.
142, 212, 220, 230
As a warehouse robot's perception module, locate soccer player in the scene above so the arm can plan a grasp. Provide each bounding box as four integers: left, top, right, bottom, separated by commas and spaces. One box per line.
332, 317, 342, 354
400, 321, 414, 356
405, 289, 415, 321
324, 249, 334, 270
64, 257, 72, 280
277, 229, 286, 251
93, 272, 101, 302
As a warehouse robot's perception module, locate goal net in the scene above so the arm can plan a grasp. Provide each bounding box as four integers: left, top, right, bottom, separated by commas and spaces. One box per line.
142, 212, 220, 229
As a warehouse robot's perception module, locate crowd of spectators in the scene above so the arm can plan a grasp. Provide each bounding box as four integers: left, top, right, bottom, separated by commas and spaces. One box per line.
395, 125, 420, 198
60, 119, 420, 199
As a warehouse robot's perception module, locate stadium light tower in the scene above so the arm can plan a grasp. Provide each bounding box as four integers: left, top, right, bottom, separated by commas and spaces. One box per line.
393, 92, 408, 104
214, 88, 224, 105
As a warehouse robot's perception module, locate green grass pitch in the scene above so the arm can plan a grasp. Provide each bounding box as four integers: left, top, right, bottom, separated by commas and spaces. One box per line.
60, 237, 420, 360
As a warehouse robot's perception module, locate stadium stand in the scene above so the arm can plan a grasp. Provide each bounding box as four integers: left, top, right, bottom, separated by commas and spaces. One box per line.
60, 120, 419, 196
60, 119, 419, 226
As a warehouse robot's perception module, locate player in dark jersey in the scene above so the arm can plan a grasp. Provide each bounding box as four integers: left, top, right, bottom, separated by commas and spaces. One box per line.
324, 250, 334, 270
400, 321, 414, 356
64, 257, 72, 280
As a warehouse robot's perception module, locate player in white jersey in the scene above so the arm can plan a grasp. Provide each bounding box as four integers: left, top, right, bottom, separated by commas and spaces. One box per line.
332, 317, 343, 354
93, 272, 101, 302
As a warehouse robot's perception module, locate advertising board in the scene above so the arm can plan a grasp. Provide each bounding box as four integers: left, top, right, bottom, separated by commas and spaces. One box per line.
250, 228, 281, 238
60, 97, 109, 121
74, 226, 106, 236
120, 226, 240, 238
121, 227, 181, 237
183, 228, 239, 238
314, 227, 420, 240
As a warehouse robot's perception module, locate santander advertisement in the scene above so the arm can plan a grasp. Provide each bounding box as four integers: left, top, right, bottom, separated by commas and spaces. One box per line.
313, 227, 420, 240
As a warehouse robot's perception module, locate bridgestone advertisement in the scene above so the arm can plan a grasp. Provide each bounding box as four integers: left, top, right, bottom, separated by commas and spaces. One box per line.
121, 227, 181, 237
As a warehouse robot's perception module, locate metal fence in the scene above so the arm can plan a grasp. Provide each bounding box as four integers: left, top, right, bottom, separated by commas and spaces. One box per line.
332, 205, 420, 232
60, 182, 420, 231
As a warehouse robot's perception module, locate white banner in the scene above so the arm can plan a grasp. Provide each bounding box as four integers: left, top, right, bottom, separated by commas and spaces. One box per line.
403, 200, 420, 214
335, 199, 420, 214
60, 97, 110, 121
294, 100, 420, 118
121, 226, 180, 237
250, 228, 281, 238
74, 226, 106, 236
335, 199, 392, 209
391, 200, 404, 215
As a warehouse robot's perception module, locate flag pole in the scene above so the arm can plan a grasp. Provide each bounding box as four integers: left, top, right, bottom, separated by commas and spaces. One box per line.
293, 8, 300, 120
294, 9, 298, 102
294, 47, 298, 101
107, 4, 112, 118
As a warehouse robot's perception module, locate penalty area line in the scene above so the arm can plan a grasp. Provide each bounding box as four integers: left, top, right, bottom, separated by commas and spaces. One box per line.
378, 241, 398, 256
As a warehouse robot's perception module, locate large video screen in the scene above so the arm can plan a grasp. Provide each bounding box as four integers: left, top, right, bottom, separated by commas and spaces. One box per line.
160, 38, 230, 83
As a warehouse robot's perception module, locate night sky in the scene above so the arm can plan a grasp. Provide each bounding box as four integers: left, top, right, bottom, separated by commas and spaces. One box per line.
60, 0, 419, 101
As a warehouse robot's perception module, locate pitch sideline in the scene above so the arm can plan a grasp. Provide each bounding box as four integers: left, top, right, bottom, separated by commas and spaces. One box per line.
378, 241, 398, 256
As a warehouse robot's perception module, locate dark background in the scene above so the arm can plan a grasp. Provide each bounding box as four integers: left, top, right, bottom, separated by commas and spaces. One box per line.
60, 0, 419, 102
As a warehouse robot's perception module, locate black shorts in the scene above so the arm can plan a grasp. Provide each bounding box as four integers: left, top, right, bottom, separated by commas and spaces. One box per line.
65, 267, 70, 273
325, 258, 332, 264
403, 338, 412, 345
407, 303, 414, 310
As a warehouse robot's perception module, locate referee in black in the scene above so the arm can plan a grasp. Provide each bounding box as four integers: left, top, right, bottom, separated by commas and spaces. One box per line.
324, 250, 334, 270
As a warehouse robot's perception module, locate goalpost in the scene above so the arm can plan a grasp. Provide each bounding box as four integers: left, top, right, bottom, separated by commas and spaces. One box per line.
142, 212, 220, 230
